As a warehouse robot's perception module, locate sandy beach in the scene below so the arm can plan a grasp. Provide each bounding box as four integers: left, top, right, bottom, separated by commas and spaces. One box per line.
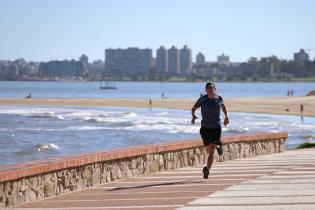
0, 96, 314, 117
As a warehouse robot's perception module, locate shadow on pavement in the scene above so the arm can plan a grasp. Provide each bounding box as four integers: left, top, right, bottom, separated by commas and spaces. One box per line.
106, 180, 205, 191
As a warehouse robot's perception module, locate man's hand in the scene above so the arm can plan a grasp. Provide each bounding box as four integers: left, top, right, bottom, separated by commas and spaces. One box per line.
191, 115, 197, 124
223, 116, 229, 127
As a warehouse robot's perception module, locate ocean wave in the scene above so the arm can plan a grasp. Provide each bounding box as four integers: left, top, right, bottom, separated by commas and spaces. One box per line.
15, 128, 58, 131
66, 125, 115, 131
80, 117, 134, 127
0, 108, 65, 120
36, 143, 59, 151
71, 112, 182, 129
28, 112, 65, 120
223, 127, 249, 133
67, 126, 106, 131
286, 123, 315, 130
80, 116, 107, 123
63, 111, 138, 125
107, 122, 134, 127
156, 112, 169, 116
15, 126, 108, 131
56, 115, 64, 120
124, 112, 138, 118
269, 130, 282, 133
303, 135, 315, 140
15, 143, 59, 156
0, 108, 32, 115
107, 123, 198, 134
251, 121, 280, 126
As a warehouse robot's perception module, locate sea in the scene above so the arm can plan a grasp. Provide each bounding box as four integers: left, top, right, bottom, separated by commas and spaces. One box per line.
0, 81, 314, 165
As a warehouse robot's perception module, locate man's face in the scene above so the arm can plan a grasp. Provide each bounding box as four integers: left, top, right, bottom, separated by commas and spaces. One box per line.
205, 86, 215, 94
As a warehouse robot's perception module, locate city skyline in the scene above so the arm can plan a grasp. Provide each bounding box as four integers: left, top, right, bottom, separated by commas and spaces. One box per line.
0, 0, 314, 62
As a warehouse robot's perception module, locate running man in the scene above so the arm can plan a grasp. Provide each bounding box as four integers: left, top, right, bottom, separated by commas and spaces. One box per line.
191, 82, 229, 179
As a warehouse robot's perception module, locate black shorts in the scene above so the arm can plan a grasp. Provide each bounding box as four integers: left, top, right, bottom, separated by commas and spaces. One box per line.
200, 127, 222, 146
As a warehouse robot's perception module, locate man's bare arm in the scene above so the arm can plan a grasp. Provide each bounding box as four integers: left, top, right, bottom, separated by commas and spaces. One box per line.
221, 104, 229, 126
191, 104, 198, 124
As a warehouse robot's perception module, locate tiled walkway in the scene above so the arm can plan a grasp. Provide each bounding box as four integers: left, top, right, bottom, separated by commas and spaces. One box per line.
13, 148, 315, 210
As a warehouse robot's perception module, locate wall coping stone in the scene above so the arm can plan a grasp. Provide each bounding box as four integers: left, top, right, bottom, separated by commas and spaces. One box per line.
0, 131, 288, 183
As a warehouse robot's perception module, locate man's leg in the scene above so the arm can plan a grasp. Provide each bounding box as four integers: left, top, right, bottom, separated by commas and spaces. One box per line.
203, 143, 216, 179
206, 143, 216, 169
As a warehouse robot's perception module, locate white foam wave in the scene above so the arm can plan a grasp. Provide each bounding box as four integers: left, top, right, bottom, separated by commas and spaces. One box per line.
303, 135, 315, 140
16, 128, 57, 131
37, 143, 59, 151
16, 126, 107, 131
157, 112, 168, 116
2, 106, 315, 143
0, 108, 65, 120
67, 126, 106, 131
29, 112, 56, 118
56, 115, 64, 120
62, 110, 138, 126
106, 122, 199, 134
223, 127, 249, 132
251, 121, 280, 126
286, 123, 315, 130
124, 112, 138, 118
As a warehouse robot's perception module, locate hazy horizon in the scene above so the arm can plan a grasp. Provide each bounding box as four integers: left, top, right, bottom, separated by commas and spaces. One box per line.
0, 0, 314, 62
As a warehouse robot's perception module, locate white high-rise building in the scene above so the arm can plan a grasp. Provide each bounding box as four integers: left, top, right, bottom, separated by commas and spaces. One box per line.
217, 53, 230, 65
196, 52, 205, 65
168, 46, 180, 75
105, 47, 152, 76
156, 46, 168, 73
294, 49, 309, 63
180, 45, 192, 74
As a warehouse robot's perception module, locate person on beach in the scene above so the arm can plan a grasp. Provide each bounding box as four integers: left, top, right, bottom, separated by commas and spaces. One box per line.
25, 93, 31, 99
191, 82, 229, 179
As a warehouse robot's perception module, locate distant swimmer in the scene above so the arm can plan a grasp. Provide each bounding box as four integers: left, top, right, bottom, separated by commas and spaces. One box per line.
25, 93, 31, 99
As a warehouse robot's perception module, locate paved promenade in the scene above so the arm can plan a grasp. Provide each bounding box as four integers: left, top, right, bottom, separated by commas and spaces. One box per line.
12, 148, 315, 210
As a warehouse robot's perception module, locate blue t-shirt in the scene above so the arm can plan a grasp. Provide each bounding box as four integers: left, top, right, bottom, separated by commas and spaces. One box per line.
194, 94, 224, 129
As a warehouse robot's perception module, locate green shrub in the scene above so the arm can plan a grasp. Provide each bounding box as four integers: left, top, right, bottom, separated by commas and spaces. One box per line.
296, 142, 315, 149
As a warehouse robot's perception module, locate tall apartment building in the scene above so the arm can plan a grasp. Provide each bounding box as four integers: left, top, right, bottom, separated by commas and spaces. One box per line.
79, 54, 89, 66
217, 53, 230, 65
105, 48, 152, 76
156, 46, 168, 73
79, 54, 89, 75
39, 60, 85, 78
168, 46, 180, 75
180, 45, 192, 75
196, 52, 205, 65
294, 49, 309, 63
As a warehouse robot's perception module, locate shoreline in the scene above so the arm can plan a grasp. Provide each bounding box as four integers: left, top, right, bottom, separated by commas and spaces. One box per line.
0, 96, 314, 117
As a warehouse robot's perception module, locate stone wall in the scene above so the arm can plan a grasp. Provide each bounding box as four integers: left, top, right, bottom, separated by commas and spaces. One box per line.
0, 132, 287, 207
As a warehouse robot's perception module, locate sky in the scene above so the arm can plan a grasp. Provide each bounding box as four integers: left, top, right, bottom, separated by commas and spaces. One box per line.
0, 0, 314, 62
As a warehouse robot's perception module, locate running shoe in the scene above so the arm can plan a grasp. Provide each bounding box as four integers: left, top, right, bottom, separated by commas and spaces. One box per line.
217, 145, 223, 156
203, 166, 209, 179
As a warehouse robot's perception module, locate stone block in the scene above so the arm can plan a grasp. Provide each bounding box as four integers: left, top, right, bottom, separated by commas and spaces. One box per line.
131, 159, 137, 169
280, 139, 285, 152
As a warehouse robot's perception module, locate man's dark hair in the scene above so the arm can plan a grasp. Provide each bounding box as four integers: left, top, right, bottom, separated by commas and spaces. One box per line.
205, 82, 216, 89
